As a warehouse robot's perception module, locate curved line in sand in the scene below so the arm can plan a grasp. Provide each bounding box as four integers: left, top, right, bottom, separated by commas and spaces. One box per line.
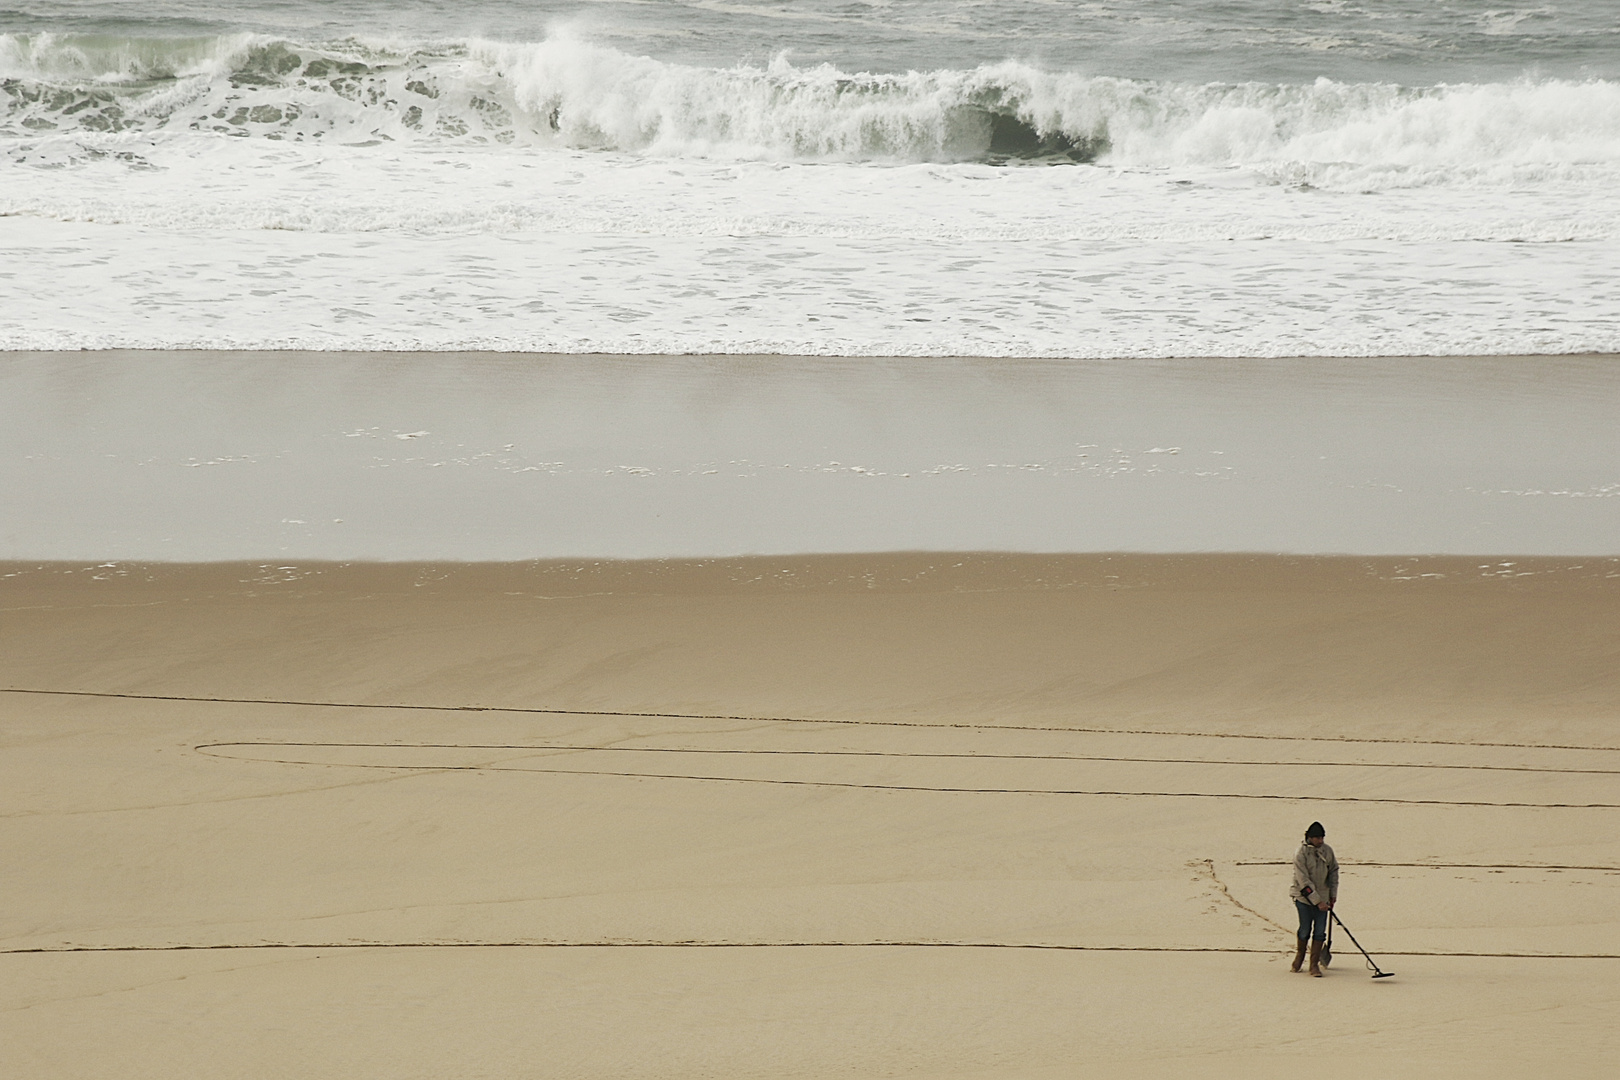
9, 686, 1620, 753
191, 745, 1620, 809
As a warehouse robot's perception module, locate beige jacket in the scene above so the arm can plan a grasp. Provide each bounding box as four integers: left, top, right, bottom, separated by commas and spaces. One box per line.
1290, 841, 1338, 906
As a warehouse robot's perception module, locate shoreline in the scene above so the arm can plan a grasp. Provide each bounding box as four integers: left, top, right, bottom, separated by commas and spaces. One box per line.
7, 349, 1620, 360
7, 550, 1620, 581
7, 351, 1620, 561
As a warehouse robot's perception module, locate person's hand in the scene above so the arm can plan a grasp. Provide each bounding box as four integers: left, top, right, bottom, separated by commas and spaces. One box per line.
1318, 902, 1331, 911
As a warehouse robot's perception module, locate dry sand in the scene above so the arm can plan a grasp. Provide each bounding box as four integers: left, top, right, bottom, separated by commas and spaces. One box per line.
3, 553, 1619, 1078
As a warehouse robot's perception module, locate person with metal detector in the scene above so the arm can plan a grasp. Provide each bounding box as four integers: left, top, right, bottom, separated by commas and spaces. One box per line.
1289, 821, 1338, 976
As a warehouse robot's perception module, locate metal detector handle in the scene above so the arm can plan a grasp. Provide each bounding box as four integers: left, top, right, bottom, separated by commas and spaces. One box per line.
1330, 910, 1395, 979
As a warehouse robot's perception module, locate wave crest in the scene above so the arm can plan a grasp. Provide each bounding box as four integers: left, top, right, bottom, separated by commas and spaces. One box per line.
3, 32, 1619, 175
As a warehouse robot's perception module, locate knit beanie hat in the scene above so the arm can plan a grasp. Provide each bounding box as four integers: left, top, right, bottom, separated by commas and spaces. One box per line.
1306, 821, 1326, 838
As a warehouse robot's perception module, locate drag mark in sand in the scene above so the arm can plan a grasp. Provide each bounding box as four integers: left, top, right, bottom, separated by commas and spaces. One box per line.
196, 741, 1620, 777
5, 941, 1617, 959
1236, 861, 1620, 872
8, 690, 1617, 966
191, 741, 1620, 809
7, 686, 1620, 754
1192, 859, 1292, 935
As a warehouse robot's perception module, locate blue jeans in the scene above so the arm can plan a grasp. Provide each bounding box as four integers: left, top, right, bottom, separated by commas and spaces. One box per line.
1296, 900, 1328, 941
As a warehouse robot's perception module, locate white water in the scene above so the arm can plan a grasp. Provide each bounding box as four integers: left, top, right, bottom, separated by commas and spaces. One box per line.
3, 11, 1619, 356
4, 133, 1615, 356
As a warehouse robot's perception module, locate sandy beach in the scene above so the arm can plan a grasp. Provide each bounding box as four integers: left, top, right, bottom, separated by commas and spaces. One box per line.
4, 553, 1618, 1078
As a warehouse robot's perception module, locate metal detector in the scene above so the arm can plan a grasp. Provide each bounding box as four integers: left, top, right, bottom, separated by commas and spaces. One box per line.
1330, 910, 1395, 979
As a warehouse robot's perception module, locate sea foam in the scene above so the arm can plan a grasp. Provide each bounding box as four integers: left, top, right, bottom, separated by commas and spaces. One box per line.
4, 31, 1619, 357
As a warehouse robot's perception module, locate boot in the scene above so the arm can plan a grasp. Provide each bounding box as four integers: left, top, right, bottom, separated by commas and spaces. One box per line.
1291, 937, 1308, 972
1308, 939, 1324, 977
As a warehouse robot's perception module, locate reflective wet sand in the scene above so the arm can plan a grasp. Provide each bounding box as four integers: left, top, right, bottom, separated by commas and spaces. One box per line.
4, 351, 1618, 560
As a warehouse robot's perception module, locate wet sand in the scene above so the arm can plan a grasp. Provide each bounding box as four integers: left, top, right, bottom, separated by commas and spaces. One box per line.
5, 351, 1620, 560
3, 554, 1618, 1079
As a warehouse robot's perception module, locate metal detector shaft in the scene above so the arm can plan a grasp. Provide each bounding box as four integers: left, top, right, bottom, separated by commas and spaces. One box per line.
1330, 911, 1395, 979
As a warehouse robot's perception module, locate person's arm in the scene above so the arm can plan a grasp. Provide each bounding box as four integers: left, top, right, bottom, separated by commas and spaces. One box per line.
1292, 848, 1314, 903
1326, 850, 1340, 906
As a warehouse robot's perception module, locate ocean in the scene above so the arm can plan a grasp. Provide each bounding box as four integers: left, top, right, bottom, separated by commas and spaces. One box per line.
4, 0, 1618, 356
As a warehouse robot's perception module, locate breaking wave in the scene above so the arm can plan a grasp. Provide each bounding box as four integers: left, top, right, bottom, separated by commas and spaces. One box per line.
4, 32, 1620, 172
